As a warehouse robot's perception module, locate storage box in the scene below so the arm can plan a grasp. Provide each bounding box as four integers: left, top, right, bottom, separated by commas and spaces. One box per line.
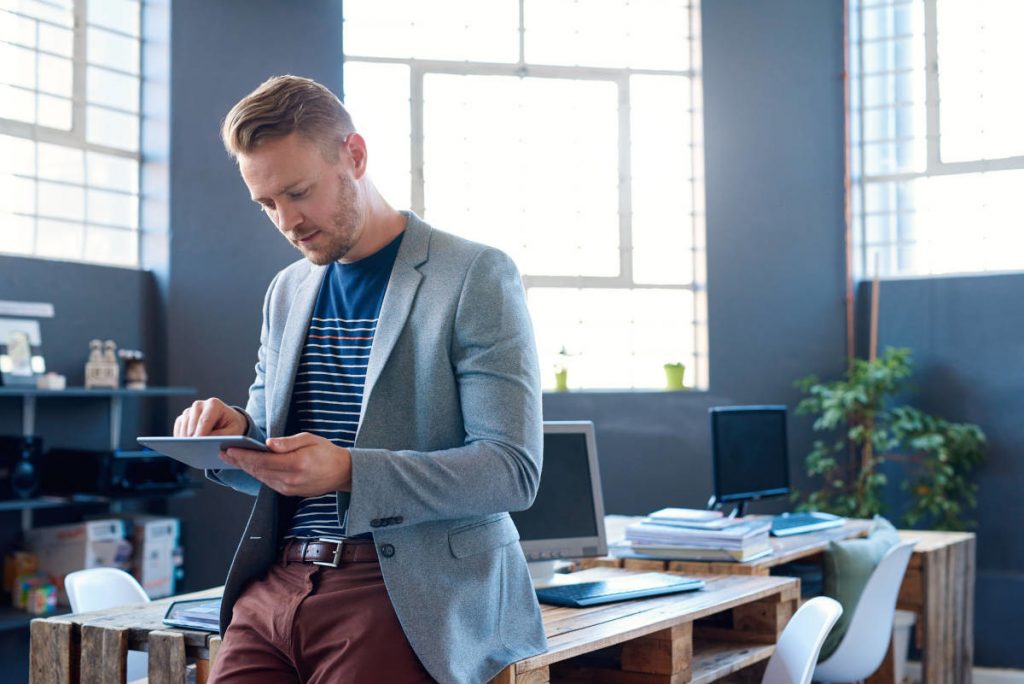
24, 519, 132, 605
122, 515, 181, 599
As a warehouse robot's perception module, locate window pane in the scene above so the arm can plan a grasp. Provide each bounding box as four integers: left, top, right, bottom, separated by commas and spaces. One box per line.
87, 0, 140, 36
937, 0, 1024, 161
87, 188, 137, 228
423, 74, 620, 277
35, 218, 83, 260
38, 53, 71, 96
0, 212, 35, 255
525, 0, 691, 70
38, 180, 83, 221
36, 93, 71, 129
631, 74, 693, 285
38, 142, 83, 183
84, 225, 136, 266
344, 0, 518, 62
0, 42, 36, 88
87, 26, 139, 73
87, 105, 139, 151
87, 152, 138, 193
529, 288, 695, 389
343, 62, 411, 210
87, 66, 139, 112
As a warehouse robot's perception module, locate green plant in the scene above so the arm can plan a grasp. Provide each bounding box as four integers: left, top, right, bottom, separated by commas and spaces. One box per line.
795, 347, 985, 530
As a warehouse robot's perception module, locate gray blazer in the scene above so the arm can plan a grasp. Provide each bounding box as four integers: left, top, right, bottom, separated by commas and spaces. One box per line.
209, 213, 548, 683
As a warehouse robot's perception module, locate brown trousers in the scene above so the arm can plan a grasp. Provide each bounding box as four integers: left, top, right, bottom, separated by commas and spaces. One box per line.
209, 549, 435, 683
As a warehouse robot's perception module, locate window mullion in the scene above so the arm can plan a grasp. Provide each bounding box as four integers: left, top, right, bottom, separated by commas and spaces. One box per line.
410, 63, 425, 217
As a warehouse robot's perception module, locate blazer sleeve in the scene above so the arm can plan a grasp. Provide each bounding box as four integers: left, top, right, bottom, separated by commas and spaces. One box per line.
344, 248, 543, 535
204, 272, 278, 497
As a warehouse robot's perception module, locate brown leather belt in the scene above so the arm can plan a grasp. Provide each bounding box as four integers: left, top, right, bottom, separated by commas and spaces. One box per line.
280, 538, 378, 566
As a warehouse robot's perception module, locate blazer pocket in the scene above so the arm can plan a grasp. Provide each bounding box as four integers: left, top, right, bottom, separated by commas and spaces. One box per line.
448, 515, 520, 559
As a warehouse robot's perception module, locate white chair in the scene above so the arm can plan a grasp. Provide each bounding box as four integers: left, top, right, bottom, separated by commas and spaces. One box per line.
65, 568, 150, 682
813, 539, 917, 683
762, 596, 843, 684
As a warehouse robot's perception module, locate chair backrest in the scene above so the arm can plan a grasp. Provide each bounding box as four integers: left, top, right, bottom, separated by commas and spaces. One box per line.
762, 596, 843, 684
64, 567, 150, 613
813, 539, 916, 682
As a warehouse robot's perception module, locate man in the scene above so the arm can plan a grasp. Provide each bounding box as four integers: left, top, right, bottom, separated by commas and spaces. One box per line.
174, 75, 547, 683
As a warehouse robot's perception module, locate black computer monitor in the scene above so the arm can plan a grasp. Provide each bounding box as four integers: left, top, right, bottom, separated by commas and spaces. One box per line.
512, 421, 607, 584
709, 405, 789, 516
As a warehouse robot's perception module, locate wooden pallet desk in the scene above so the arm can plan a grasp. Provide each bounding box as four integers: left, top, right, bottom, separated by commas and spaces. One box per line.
29, 587, 223, 684
490, 568, 800, 684
585, 520, 976, 684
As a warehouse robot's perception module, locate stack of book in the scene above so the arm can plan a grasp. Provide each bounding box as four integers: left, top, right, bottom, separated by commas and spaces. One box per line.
615, 508, 773, 562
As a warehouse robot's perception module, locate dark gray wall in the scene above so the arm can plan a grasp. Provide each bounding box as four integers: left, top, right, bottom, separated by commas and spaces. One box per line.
859, 275, 1024, 668
165, 0, 344, 590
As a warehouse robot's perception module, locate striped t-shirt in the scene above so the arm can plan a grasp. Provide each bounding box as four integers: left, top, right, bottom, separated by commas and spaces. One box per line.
284, 231, 404, 540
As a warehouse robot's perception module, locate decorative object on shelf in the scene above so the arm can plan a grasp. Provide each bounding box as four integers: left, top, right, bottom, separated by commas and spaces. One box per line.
553, 346, 572, 392
118, 349, 147, 389
85, 339, 119, 389
663, 362, 686, 390
0, 317, 46, 387
35, 372, 66, 391
794, 347, 986, 530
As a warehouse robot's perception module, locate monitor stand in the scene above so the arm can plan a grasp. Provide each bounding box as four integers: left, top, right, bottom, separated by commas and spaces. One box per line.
528, 560, 584, 588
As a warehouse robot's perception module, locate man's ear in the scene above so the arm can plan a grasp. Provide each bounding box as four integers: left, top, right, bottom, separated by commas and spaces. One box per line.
343, 133, 368, 179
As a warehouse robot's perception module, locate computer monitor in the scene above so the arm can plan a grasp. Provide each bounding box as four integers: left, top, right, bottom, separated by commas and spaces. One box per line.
709, 405, 789, 516
512, 421, 607, 584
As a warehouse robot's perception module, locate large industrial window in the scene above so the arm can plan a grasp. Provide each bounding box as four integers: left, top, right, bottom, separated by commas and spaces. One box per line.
850, 0, 1024, 278
0, 0, 142, 267
343, 0, 708, 390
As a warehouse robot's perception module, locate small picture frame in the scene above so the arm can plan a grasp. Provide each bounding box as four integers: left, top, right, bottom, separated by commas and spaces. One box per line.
0, 318, 46, 387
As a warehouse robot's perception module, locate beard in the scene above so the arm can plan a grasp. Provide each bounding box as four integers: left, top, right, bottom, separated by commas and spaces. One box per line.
292, 173, 364, 265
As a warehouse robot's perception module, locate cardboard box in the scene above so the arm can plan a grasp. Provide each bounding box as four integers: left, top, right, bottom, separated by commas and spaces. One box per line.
122, 515, 181, 599
24, 519, 131, 605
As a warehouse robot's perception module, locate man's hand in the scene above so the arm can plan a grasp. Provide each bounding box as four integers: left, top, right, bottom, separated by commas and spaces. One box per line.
174, 397, 248, 437
221, 432, 352, 497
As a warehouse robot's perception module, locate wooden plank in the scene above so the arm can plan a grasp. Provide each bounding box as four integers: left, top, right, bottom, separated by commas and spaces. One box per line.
689, 641, 774, 684
620, 623, 693, 676
30, 618, 78, 684
80, 624, 128, 684
148, 631, 187, 684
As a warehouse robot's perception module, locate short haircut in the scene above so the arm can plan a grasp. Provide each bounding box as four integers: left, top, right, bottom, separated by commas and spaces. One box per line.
221, 75, 355, 160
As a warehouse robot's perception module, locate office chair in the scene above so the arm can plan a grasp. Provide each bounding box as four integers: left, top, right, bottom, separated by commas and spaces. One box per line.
761, 596, 843, 684
813, 539, 917, 683
64, 568, 150, 682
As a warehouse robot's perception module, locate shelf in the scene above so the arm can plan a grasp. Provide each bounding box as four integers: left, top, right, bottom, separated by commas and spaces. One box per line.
0, 387, 195, 397
0, 605, 71, 633
0, 488, 200, 513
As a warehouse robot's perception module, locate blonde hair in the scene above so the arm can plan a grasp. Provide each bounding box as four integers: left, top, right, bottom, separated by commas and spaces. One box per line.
221, 75, 355, 159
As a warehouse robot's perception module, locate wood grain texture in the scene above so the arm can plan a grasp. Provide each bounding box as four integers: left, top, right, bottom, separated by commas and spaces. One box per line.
29, 618, 77, 684
148, 630, 187, 684
80, 623, 128, 684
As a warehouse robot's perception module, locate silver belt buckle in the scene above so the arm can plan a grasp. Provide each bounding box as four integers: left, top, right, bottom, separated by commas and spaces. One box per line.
314, 537, 345, 567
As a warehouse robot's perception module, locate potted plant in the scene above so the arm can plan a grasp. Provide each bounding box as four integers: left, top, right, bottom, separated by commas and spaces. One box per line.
794, 347, 985, 530
663, 362, 686, 390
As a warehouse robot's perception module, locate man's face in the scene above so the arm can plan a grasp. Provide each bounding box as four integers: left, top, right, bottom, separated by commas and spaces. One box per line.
238, 132, 364, 265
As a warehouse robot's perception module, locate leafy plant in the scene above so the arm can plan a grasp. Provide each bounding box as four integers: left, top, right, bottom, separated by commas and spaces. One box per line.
794, 347, 985, 530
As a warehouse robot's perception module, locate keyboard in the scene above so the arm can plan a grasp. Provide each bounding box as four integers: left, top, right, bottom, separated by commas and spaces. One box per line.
771, 512, 845, 537
535, 573, 705, 607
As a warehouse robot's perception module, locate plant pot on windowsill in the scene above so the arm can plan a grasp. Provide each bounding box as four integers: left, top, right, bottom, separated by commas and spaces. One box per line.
663, 363, 686, 391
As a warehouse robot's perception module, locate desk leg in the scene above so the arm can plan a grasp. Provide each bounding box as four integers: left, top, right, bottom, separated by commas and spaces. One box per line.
149, 630, 187, 684
29, 619, 77, 684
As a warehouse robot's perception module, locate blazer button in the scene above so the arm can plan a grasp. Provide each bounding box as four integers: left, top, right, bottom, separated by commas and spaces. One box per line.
370, 518, 382, 528
380, 543, 395, 558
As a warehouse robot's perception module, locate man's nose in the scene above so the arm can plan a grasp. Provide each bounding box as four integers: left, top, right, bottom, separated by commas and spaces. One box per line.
275, 200, 303, 232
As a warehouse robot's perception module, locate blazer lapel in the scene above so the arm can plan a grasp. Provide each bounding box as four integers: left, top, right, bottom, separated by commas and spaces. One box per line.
269, 263, 327, 436
358, 215, 430, 427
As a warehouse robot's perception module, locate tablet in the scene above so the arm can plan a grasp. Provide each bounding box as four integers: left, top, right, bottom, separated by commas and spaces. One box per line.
136, 435, 269, 470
